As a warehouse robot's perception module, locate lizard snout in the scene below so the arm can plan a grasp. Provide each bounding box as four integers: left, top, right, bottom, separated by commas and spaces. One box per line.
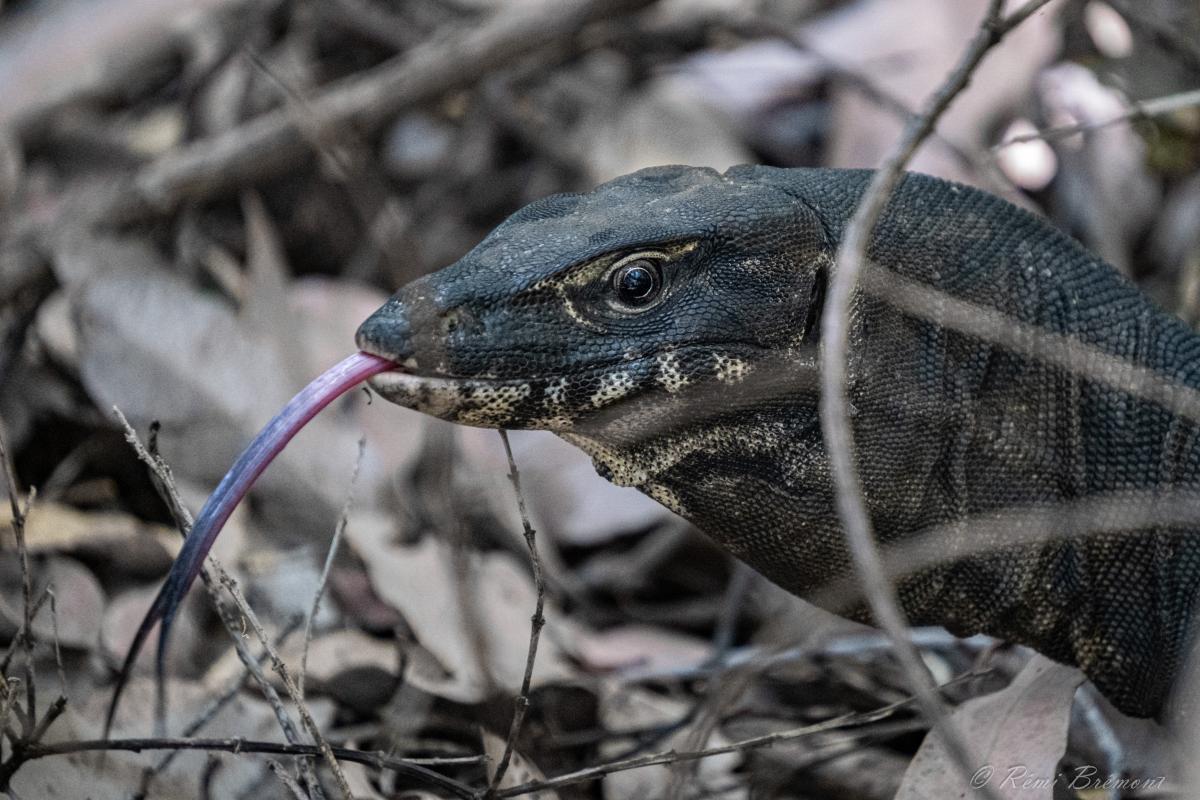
356, 301, 415, 367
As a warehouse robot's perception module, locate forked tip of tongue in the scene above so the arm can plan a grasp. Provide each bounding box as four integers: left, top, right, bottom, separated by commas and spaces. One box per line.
106, 351, 397, 735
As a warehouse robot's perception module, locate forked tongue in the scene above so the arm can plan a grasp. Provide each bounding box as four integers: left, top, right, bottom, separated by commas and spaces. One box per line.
105, 351, 396, 736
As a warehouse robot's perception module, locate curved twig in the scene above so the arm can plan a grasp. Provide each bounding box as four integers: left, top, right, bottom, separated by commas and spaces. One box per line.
818, 2, 1056, 798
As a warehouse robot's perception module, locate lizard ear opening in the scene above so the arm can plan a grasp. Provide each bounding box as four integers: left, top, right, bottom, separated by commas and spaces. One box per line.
801, 265, 826, 345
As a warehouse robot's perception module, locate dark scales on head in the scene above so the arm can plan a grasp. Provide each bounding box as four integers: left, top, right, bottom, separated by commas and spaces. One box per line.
120, 164, 1200, 728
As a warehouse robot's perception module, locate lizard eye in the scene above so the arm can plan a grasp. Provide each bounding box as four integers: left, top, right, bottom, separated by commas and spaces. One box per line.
611, 259, 662, 307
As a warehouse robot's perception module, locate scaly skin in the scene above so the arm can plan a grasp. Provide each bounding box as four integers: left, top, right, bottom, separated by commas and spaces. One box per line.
356, 165, 1200, 719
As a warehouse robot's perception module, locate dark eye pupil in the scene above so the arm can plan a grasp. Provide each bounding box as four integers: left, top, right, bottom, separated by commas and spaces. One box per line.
615, 261, 660, 304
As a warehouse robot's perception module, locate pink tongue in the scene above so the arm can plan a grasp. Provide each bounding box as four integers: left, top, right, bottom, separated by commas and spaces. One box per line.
107, 351, 397, 735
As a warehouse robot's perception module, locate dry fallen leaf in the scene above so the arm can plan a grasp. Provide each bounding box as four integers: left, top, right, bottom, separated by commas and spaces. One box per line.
597, 681, 742, 799
895, 654, 1084, 800
575, 624, 712, 674
100, 582, 205, 677
12, 674, 333, 799
61, 232, 398, 544
1038, 61, 1160, 273
482, 729, 561, 799
579, 77, 752, 184
457, 427, 676, 548
345, 510, 579, 703
0, 498, 174, 572
281, 628, 398, 684
0, 554, 105, 651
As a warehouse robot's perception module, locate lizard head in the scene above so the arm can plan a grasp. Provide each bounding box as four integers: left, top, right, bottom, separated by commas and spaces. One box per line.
109, 165, 837, 735
356, 165, 830, 466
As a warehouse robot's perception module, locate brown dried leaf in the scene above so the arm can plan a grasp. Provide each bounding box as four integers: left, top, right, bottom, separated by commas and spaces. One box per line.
240, 192, 298, 362
100, 583, 205, 677
281, 629, 398, 683
63, 234, 387, 540
576, 624, 712, 673
895, 654, 1084, 800
0, 498, 174, 570
0, 555, 104, 650
579, 78, 752, 184
482, 729, 560, 799
458, 428, 674, 547
597, 684, 741, 799
12, 674, 333, 798
345, 511, 578, 703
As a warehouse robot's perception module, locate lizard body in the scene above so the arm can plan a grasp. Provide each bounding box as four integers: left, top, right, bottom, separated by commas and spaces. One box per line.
356, 165, 1200, 719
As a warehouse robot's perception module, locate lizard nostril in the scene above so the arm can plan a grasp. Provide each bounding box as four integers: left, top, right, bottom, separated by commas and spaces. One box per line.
355, 303, 414, 363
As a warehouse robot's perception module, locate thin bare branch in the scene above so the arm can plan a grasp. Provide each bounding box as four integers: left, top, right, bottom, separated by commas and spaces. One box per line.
819, 2, 1053, 798
0, 679, 20, 749
12, 736, 479, 799
494, 669, 988, 798
0, 429, 36, 731
487, 431, 548, 795
139, 619, 302, 797
43, 590, 67, 699
995, 88, 1200, 148
300, 438, 366, 702
115, 409, 346, 798
269, 759, 313, 800
106, 0, 660, 219
216, 569, 355, 798
0, 592, 48, 677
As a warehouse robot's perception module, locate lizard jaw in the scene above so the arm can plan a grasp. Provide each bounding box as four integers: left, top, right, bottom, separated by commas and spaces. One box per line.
368, 370, 544, 428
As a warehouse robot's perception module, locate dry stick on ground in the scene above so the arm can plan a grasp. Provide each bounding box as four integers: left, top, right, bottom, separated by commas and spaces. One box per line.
0, 592, 47, 678
299, 438, 366, 703
493, 669, 990, 799
818, 1, 1055, 798
270, 760, 313, 800
138, 618, 302, 797
0, 431, 36, 730
13, 737, 479, 799
131, 427, 329, 800
995, 87, 1200, 147
108, 0, 660, 219
486, 431, 548, 796
0, 435, 69, 793
42, 591, 66, 701
4, 671, 976, 800
114, 410, 349, 800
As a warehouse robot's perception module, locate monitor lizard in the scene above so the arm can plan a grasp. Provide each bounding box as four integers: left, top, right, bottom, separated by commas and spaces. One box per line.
353, 164, 1200, 720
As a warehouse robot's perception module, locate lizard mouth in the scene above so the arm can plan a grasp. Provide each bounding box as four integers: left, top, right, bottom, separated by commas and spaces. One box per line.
366, 365, 567, 429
